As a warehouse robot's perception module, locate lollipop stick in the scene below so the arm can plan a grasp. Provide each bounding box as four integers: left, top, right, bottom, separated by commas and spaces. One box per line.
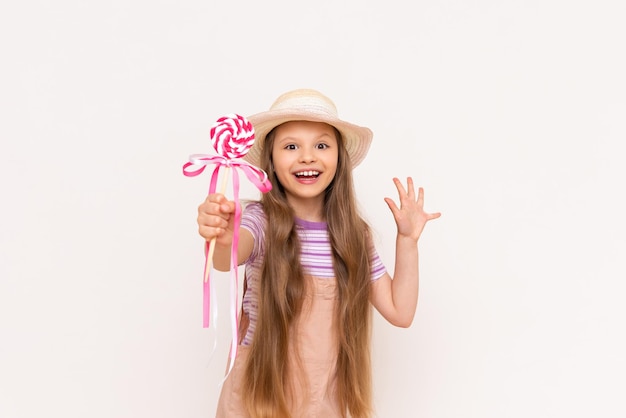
204, 167, 231, 282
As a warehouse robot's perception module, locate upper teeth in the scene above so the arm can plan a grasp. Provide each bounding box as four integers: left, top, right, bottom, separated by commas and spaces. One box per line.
296, 171, 319, 176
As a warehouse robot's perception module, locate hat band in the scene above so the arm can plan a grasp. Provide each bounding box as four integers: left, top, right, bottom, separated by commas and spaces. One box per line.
271, 96, 339, 118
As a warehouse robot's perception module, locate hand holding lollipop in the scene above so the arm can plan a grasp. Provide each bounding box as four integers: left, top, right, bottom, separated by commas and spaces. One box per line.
185, 114, 270, 276
202, 114, 257, 276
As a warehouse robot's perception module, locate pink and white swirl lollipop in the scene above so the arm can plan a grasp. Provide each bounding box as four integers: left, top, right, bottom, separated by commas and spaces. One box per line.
183, 112, 271, 374
203, 114, 256, 277
209, 113, 255, 159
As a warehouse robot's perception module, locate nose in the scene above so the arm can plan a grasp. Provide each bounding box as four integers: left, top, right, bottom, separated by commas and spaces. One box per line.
298, 147, 316, 164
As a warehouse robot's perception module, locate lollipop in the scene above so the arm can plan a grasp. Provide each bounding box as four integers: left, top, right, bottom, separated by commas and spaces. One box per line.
210, 114, 255, 159
183, 113, 271, 376
204, 114, 257, 275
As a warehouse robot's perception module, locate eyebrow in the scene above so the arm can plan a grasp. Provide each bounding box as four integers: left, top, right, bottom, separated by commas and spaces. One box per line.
276, 132, 334, 144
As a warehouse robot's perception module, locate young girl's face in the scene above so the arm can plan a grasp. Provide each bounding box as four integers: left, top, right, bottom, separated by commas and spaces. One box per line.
271, 120, 339, 208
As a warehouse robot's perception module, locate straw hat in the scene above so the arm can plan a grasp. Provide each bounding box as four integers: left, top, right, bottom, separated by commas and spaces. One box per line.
244, 89, 373, 168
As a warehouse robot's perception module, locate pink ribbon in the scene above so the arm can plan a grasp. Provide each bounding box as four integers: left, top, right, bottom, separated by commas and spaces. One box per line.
183, 153, 271, 374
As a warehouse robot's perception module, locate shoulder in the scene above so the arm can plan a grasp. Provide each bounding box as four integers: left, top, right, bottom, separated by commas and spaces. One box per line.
240, 201, 266, 264
242, 201, 266, 224
243, 201, 265, 217
241, 201, 266, 237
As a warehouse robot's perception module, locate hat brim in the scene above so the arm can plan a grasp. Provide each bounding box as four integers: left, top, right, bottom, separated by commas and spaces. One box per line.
243, 110, 373, 168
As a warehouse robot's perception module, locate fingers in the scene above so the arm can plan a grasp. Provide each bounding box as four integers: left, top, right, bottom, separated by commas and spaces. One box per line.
406, 177, 415, 199
392, 177, 417, 200
392, 177, 406, 199
197, 193, 236, 240
205, 193, 236, 213
388, 177, 441, 217
199, 194, 236, 217
427, 211, 442, 220
418, 188, 442, 221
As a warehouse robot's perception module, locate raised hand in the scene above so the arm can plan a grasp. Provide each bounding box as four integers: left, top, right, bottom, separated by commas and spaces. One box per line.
384, 177, 441, 242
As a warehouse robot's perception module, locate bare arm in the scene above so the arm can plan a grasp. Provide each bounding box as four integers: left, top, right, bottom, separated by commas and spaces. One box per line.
370, 177, 441, 327
197, 193, 254, 271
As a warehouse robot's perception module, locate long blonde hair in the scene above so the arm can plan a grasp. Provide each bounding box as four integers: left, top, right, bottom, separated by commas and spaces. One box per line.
242, 126, 374, 418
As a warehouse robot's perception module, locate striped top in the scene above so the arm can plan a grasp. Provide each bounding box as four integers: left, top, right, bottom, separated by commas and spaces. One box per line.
239, 202, 387, 346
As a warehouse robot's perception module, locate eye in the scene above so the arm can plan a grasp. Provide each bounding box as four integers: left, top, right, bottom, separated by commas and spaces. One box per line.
284, 144, 297, 150
316, 143, 329, 150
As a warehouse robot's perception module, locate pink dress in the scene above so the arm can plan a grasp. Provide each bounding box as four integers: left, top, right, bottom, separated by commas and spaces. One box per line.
215, 203, 386, 417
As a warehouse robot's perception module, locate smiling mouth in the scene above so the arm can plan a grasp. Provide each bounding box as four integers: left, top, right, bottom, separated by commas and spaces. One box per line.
294, 170, 320, 179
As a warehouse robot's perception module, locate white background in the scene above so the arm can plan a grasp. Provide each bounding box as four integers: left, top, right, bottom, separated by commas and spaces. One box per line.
1, 0, 625, 417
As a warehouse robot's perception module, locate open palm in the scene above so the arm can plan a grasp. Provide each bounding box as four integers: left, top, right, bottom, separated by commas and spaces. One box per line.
384, 177, 441, 242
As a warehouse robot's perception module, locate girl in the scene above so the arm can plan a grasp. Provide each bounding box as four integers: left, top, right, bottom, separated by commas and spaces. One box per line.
197, 89, 440, 418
